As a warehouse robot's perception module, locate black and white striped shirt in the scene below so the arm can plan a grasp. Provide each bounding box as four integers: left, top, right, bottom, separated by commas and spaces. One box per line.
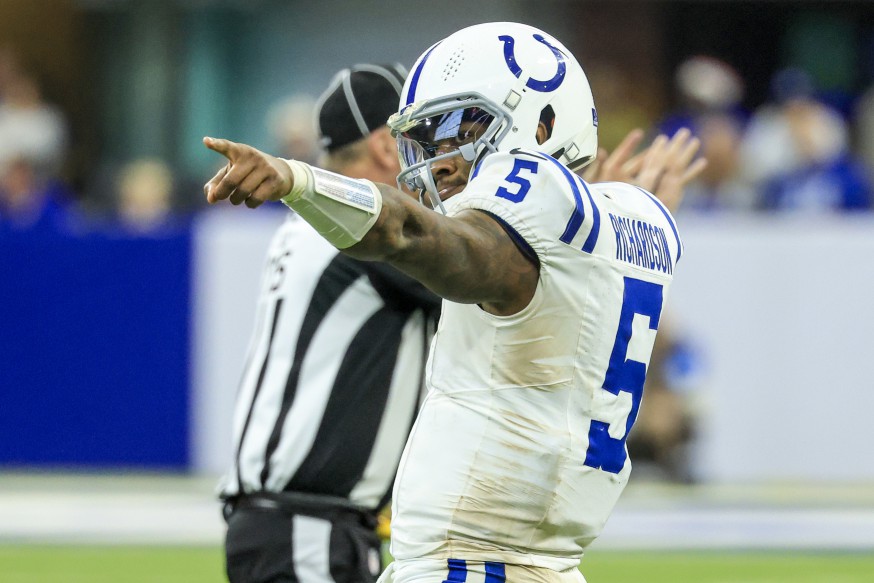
220, 213, 439, 512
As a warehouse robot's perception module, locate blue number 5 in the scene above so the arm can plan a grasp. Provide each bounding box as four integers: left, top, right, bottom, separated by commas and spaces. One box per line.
584, 277, 664, 474
496, 159, 538, 203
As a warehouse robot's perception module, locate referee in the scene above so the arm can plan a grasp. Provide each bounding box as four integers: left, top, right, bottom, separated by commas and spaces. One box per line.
219, 64, 440, 583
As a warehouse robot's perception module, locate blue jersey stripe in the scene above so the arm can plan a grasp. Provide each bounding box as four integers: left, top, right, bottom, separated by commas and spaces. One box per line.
528, 154, 583, 245
577, 176, 601, 253
531, 153, 600, 253
558, 179, 586, 245
484, 562, 506, 583
443, 559, 467, 582
634, 186, 682, 262
405, 42, 440, 106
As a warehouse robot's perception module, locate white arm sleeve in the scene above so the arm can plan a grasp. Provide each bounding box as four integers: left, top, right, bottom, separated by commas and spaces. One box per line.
281, 160, 383, 249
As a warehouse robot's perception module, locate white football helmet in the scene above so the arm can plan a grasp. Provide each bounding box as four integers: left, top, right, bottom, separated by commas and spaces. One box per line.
388, 22, 598, 210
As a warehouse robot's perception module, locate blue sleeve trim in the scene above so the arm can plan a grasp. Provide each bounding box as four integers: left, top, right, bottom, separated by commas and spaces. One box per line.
529, 152, 600, 253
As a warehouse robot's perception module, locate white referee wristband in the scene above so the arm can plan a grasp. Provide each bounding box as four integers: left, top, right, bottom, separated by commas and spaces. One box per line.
280, 159, 382, 249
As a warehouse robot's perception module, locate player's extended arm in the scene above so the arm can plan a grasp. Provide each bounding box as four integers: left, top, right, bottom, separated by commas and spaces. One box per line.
203, 137, 537, 316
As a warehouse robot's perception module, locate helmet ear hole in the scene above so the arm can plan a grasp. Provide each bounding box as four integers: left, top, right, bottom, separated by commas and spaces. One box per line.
538, 105, 555, 143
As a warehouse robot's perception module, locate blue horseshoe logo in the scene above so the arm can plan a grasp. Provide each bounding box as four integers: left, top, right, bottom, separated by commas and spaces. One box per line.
499, 34, 567, 92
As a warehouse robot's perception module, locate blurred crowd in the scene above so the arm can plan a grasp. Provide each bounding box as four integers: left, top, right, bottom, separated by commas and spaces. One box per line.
3, 44, 874, 238
660, 55, 874, 216
0, 47, 72, 234
0, 47, 191, 237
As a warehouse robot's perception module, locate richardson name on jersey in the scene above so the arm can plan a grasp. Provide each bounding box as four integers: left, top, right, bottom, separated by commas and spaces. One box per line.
608, 213, 673, 274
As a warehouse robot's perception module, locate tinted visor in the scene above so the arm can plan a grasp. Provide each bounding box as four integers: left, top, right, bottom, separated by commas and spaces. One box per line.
399, 106, 494, 160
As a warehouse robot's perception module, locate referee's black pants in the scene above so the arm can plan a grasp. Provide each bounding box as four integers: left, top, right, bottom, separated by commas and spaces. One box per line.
223, 495, 382, 583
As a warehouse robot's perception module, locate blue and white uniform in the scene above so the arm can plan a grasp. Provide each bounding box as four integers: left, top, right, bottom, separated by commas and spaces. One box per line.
386, 150, 682, 580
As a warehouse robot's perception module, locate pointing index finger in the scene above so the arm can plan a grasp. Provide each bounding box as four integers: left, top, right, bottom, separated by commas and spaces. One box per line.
203, 136, 239, 160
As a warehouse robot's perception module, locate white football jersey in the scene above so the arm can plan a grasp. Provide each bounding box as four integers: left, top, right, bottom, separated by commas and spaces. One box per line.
389, 150, 682, 571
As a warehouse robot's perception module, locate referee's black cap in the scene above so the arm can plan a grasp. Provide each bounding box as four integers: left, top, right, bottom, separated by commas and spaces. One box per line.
316, 63, 408, 153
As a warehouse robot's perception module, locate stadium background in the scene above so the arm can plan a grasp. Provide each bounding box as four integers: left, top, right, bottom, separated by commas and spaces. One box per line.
2, 0, 874, 581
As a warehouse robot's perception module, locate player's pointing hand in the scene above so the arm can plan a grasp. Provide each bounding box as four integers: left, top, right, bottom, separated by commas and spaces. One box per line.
203, 136, 295, 208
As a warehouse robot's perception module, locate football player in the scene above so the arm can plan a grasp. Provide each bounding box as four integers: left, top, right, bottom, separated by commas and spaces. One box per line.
204, 22, 702, 583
